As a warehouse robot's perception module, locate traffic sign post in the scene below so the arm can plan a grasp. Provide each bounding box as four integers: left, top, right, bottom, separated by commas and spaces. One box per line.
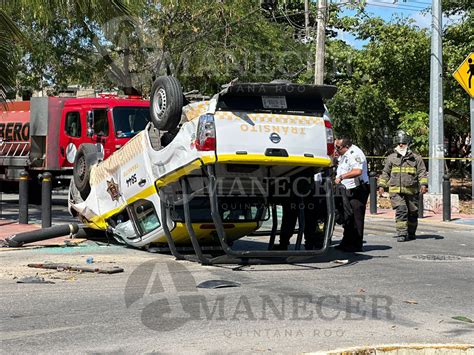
453, 52, 474, 200
471, 98, 474, 201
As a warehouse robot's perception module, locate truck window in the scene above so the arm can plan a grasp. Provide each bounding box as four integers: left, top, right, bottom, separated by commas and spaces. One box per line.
107, 209, 139, 241
171, 197, 266, 223
93, 109, 109, 136
112, 107, 150, 138
65, 112, 81, 138
132, 199, 161, 235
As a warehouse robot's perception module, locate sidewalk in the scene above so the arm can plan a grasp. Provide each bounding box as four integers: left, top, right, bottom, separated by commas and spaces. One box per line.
0, 219, 72, 246
366, 208, 474, 227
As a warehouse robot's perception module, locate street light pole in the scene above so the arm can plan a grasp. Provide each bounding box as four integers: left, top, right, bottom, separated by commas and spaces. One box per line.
428, 0, 444, 194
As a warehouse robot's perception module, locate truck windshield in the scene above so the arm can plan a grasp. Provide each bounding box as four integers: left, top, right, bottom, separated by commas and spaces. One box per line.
112, 106, 150, 138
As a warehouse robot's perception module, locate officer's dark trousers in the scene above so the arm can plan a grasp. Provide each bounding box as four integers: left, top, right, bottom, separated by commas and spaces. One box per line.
279, 197, 323, 248
341, 184, 369, 249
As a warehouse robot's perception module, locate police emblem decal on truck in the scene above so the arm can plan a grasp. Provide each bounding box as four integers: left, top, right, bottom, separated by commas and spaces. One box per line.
106, 178, 120, 201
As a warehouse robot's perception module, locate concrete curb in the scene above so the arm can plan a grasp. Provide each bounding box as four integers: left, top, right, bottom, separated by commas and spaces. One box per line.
307, 343, 474, 355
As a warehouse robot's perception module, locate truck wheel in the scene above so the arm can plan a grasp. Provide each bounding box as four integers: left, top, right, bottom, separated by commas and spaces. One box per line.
73, 144, 99, 200
150, 76, 183, 131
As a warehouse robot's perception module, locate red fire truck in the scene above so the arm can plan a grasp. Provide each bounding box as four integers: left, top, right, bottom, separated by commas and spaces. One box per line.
0, 95, 150, 200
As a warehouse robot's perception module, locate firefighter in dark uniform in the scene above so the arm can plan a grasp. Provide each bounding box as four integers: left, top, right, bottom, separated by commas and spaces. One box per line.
378, 130, 428, 242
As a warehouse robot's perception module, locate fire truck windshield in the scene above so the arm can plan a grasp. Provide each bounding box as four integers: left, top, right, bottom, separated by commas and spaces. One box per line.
112, 106, 150, 138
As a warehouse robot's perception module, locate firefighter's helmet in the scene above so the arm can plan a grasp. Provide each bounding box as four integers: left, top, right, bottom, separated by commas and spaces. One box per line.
393, 130, 411, 145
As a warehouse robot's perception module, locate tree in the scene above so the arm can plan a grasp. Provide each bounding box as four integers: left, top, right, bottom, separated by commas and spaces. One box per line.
325, 15, 430, 155
0, 8, 26, 101
0, 0, 134, 100
442, 2, 473, 160
8, 0, 309, 97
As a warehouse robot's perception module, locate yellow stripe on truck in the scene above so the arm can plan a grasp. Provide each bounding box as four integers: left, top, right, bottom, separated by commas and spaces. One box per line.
89, 184, 158, 229
217, 154, 332, 167
87, 156, 217, 229
155, 155, 216, 188
87, 154, 329, 230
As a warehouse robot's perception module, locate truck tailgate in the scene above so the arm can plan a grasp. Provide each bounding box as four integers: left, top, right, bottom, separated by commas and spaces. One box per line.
214, 111, 329, 163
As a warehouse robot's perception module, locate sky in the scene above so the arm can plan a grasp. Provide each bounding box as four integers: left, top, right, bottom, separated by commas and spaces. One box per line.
335, 0, 462, 48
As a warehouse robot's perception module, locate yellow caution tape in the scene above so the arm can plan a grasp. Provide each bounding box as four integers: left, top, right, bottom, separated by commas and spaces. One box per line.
366, 156, 473, 161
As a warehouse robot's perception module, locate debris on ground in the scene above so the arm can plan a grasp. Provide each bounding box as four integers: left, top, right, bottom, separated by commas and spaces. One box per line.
452, 316, 473, 323
333, 259, 349, 265
404, 300, 418, 305
63, 238, 87, 247
27, 263, 124, 274
17, 275, 55, 284
197, 280, 241, 289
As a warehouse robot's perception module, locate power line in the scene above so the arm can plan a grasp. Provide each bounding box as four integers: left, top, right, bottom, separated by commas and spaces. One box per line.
370, 0, 428, 9
271, 0, 354, 21
367, 1, 429, 12
367, 4, 429, 12
396, 0, 432, 5
282, 9, 306, 29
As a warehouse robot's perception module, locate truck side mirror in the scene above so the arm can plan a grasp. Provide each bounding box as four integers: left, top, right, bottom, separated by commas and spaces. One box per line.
87, 111, 94, 137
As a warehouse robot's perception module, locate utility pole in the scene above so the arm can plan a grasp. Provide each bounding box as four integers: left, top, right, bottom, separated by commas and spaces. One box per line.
428, 0, 444, 194
314, 0, 327, 85
304, 0, 311, 70
304, 0, 310, 40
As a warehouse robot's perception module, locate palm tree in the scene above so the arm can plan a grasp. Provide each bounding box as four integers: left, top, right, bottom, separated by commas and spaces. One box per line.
0, 0, 133, 103
0, 8, 25, 103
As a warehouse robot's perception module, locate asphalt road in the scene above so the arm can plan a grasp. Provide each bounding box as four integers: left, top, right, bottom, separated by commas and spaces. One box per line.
0, 193, 473, 354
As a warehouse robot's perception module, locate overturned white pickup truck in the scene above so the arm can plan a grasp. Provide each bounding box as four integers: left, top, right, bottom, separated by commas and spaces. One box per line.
69, 77, 337, 264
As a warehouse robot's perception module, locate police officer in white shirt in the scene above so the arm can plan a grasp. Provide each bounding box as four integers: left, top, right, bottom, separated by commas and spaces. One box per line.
334, 137, 370, 252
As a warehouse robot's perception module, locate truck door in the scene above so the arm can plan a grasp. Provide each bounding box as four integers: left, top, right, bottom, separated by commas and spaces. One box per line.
110, 197, 163, 246
91, 108, 114, 159
59, 110, 83, 168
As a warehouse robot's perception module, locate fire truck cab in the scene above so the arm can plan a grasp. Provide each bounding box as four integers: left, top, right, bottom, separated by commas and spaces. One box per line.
0, 95, 150, 193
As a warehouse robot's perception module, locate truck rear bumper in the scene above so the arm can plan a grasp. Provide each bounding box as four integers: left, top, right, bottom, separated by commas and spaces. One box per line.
216, 153, 331, 167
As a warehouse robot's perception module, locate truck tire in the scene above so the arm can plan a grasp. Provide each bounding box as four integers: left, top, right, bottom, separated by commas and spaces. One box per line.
73, 144, 99, 200
150, 76, 183, 131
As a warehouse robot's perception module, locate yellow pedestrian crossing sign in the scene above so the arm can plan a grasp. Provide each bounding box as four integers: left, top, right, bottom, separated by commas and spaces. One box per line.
453, 52, 474, 97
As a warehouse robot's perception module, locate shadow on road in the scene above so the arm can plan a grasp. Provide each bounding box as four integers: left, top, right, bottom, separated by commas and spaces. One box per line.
414, 234, 444, 240
363, 244, 392, 251
212, 239, 392, 271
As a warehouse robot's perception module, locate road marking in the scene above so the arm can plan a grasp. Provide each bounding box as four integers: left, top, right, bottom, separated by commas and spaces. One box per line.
0, 325, 85, 341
